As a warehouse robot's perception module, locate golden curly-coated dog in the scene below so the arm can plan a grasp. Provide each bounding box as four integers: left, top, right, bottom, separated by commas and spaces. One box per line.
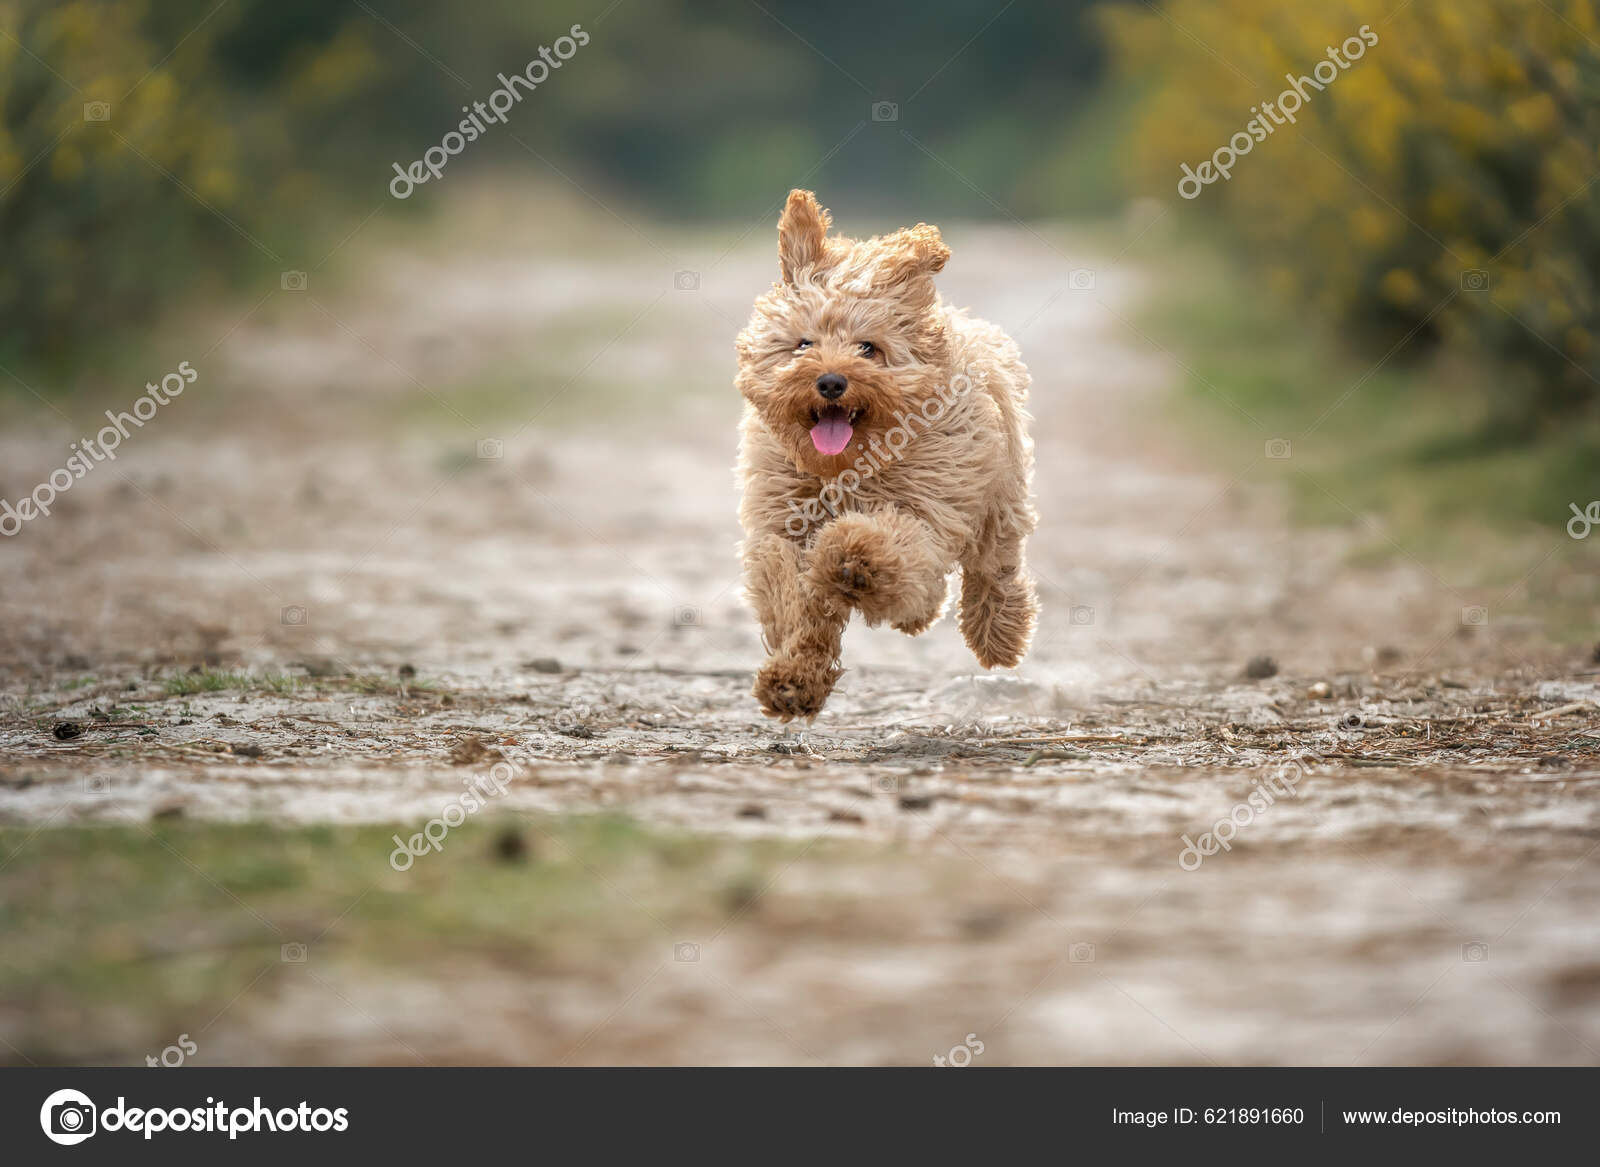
736, 189, 1039, 720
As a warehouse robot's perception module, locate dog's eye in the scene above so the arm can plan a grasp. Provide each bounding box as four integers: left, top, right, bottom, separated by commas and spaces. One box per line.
857, 341, 877, 357
795, 339, 813, 351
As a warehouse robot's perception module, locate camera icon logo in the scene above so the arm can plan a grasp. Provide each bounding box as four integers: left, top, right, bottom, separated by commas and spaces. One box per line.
84, 775, 112, 796
280, 942, 307, 963
280, 270, 308, 292
476, 437, 504, 460
674, 941, 700, 962
1461, 605, 1488, 627
280, 605, 308, 627
1265, 438, 1292, 460
1462, 941, 1489, 962
673, 605, 701, 628
1460, 269, 1491, 292
1069, 604, 1095, 626
1069, 942, 1096, 963
876, 775, 900, 793
871, 100, 899, 122
40, 1088, 97, 1145
1068, 268, 1096, 291
674, 270, 700, 291
83, 101, 111, 122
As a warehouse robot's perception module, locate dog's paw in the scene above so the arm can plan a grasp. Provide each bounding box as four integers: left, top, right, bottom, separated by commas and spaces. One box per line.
753, 655, 840, 722
808, 519, 895, 610
808, 514, 949, 630
836, 555, 875, 600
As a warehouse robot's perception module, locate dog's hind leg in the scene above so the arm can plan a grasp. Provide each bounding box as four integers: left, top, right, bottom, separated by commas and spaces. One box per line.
959, 519, 1038, 669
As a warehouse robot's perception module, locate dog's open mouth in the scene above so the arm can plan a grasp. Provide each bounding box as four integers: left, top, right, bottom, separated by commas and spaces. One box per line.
809, 404, 861, 456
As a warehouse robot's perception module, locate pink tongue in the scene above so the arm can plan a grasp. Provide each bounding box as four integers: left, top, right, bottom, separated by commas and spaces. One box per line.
810, 411, 853, 455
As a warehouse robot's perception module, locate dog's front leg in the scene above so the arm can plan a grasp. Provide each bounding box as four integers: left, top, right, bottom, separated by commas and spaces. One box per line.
806, 508, 949, 634
742, 533, 805, 652
752, 593, 846, 723
746, 534, 846, 721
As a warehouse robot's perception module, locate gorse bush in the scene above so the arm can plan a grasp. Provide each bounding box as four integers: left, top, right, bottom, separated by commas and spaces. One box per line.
0, 0, 386, 367
1103, 0, 1600, 422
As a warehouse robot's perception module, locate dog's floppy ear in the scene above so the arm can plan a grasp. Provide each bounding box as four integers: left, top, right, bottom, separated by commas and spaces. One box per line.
778, 189, 830, 282
872, 223, 950, 304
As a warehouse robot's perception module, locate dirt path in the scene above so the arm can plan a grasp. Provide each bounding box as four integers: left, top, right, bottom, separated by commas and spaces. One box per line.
2, 189, 1598, 1064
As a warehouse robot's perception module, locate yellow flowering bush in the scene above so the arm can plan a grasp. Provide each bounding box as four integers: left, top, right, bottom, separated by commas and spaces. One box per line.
0, 0, 381, 369
1102, 0, 1600, 417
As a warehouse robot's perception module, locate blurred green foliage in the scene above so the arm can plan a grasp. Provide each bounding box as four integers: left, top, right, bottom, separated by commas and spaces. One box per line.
1104, 0, 1600, 425
0, 0, 384, 368
1138, 235, 1600, 554
0, 0, 1106, 377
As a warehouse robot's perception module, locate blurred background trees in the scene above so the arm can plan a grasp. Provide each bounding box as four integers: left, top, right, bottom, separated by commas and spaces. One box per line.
0, 0, 1105, 371
5, 0, 1600, 457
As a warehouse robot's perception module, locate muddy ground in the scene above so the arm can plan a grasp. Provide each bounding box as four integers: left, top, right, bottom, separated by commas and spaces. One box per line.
2, 188, 1598, 1064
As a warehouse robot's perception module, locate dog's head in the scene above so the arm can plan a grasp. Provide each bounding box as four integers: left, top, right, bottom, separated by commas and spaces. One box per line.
736, 189, 952, 477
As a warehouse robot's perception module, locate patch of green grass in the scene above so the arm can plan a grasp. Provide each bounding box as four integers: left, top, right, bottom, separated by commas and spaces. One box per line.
0, 816, 828, 1064
162, 672, 304, 697
158, 670, 443, 700
1140, 242, 1600, 531
344, 673, 433, 696
1131, 236, 1600, 602
163, 671, 252, 696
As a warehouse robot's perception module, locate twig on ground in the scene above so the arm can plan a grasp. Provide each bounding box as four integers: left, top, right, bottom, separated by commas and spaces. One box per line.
1528, 700, 1596, 722
978, 733, 1143, 745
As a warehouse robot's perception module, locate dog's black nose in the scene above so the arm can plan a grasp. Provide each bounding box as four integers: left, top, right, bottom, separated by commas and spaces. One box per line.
816, 373, 847, 400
